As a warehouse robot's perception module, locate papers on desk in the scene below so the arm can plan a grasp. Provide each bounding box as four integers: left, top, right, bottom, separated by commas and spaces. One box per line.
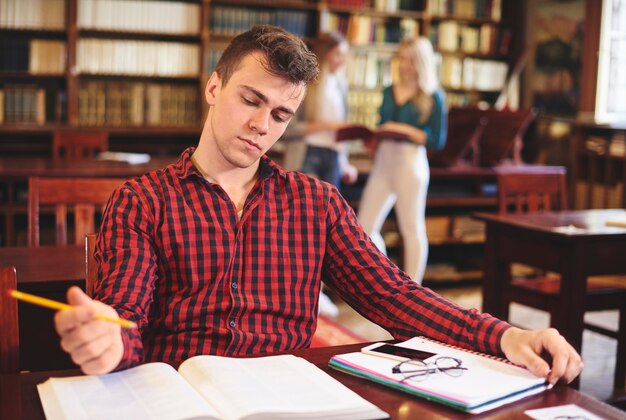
37, 354, 388, 420
552, 224, 588, 234
97, 151, 151, 165
524, 404, 604, 420
329, 337, 550, 414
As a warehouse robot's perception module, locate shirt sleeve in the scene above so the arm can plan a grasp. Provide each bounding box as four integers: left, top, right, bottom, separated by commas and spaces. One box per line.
94, 182, 159, 370
321, 186, 510, 356
424, 90, 447, 151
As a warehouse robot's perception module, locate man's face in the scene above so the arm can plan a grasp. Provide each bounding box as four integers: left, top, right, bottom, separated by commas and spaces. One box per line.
205, 52, 306, 170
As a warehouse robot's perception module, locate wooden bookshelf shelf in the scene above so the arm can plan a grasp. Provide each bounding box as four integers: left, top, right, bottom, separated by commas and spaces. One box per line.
0, 0, 521, 146
77, 30, 202, 43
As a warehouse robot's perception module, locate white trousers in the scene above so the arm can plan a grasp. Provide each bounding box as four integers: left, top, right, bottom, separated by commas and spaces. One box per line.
357, 140, 430, 283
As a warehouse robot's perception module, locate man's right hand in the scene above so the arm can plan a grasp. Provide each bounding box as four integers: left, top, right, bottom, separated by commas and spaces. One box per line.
54, 286, 124, 375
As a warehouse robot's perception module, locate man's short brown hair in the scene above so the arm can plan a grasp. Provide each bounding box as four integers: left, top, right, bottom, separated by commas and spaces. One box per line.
215, 25, 319, 87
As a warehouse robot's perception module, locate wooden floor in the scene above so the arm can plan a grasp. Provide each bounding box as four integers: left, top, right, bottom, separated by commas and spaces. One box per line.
333, 284, 620, 403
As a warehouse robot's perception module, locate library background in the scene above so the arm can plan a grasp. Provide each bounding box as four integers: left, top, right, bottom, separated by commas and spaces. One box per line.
1, 0, 626, 410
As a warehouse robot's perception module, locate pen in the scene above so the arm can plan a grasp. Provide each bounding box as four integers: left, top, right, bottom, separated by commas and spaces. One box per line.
9, 289, 137, 329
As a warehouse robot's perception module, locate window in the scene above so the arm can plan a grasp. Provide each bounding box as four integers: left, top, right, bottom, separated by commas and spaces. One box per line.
595, 0, 626, 122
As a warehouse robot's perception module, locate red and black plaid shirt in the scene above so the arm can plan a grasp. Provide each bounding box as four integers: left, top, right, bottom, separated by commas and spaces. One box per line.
95, 147, 509, 369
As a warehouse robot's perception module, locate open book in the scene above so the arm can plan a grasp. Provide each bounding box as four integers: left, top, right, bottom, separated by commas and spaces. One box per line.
329, 337, 551, 414
336, 124, 411, 143
37, 354, 388, 420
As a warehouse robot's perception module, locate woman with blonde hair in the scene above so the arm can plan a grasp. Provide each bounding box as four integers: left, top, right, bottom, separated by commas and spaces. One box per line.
358, 37, 447, 284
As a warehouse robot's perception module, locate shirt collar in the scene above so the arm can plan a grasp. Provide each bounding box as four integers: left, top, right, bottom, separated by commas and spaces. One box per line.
175, 147, 287, 181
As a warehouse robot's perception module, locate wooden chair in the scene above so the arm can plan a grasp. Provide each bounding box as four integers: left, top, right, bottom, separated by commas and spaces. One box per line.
428, 107, 487, 167
497, 170, 626, 391
497, 169, 568, 213
0, 266, 19, 373
28, 177, 125, 246
86, 233, 98, 298
52, 130, 108, 159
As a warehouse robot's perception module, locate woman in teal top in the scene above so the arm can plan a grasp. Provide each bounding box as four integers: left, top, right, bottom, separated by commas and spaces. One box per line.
358, 37, 447, 284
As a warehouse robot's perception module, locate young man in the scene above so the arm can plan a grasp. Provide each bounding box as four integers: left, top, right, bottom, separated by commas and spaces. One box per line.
55, 25, 583, 385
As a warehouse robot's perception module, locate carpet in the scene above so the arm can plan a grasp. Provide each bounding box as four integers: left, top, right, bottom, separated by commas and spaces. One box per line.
310, 314, 368, 348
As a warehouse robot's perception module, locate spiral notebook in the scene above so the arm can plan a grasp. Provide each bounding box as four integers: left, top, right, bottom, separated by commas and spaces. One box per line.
329, 337, 551, 414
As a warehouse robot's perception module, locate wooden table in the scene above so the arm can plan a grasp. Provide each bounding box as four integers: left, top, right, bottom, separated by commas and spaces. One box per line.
474, 209, 626, 366
0, 155, 176, 179
0, 245, 85, 371
1, 343, 624, 420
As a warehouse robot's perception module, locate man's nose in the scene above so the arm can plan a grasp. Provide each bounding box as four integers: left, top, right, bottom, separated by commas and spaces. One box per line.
249, 108, 270, 135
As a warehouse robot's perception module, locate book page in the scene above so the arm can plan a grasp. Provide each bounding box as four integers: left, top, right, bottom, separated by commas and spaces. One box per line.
38, 362, 219, 420
178, 354, 387, 420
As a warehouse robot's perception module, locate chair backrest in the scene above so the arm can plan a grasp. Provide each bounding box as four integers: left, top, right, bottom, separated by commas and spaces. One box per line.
428, 107, 487, 167
28, 177, 124, 246
0, 266, 19, 373
52, 130, 108, 159
86, 233, 98, 298
497, 168, 568, 214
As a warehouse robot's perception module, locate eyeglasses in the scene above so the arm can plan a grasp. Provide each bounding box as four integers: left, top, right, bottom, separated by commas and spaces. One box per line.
391, 356, 467, 383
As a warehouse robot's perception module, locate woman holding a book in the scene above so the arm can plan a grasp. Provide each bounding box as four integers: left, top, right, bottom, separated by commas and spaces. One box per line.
358, 37, 447, 284
296, 31, 359, 317
298, 31, 358, 189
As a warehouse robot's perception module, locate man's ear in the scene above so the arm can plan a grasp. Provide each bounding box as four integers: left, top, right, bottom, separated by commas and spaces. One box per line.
205, 72, 221, 106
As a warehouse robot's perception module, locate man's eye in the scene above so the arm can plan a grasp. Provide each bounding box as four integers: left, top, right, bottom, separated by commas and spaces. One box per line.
242, 97, 257, 106
272, 113, 289, 123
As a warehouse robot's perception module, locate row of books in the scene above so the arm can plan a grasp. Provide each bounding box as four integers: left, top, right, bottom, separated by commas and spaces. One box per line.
439, 56, 508, 92
77, 0, 200, 35
0, 0, 65, 30
346, 49, 394, 89
371, 0, 421, 12
445, 91, 483, 107
0, 85, 46, 124
0, 39, 66, 74
210, 6, 314, 38
205, 49, 224, 77
346, 90, 383, 127
321, 13, 420, 45
325, 0, 368, 7
433, 21, 498, 55
78, 81, 199, 127
428, 0, 501, 20
76, 39, 200, 77
574, 181, 625, 210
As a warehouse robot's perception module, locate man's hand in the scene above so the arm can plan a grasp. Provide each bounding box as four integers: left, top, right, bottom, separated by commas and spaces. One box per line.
54, 286, 124, 375
500, 327, 583, 385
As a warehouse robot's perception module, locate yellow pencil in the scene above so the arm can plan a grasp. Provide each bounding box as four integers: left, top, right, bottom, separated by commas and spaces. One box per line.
9, 289, 137, 329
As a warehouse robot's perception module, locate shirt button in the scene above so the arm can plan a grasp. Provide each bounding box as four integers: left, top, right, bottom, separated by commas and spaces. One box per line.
229, 320, 236, 328
231, 282, 238, 290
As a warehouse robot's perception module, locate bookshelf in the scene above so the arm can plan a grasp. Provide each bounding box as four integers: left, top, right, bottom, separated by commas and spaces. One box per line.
0, 0, 520, 154
320, 0, 519, 124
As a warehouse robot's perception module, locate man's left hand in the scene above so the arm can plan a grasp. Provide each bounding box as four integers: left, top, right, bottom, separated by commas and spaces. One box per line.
500, 327, 583, 385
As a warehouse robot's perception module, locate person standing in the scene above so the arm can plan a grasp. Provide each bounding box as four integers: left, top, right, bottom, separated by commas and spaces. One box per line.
299, 31, 358, 188
298, 31, 358, 317
358, 37, 447, 283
